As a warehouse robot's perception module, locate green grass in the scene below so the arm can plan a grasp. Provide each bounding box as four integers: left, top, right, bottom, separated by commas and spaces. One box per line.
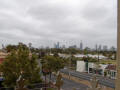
99, 60, 116, 65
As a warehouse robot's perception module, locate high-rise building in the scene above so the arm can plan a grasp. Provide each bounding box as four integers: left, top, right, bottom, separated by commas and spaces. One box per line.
57, 42, 60, 48
103, 45, 108, 51
95, 44, 98, 51
80, 41, 83, 50
54, 42, 60, 49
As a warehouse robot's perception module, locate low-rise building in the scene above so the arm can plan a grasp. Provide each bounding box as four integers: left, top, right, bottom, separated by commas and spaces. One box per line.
74, 54, 107, 60
76, 61, 86, 72
76, 60, 117, 79
88, 63, 107, 76
105, 65, 116, 79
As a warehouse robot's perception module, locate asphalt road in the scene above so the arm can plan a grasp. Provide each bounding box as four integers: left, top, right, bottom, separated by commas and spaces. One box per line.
62, 78, 88, 90
48, 74, 88, 90
60, 69, 115, 89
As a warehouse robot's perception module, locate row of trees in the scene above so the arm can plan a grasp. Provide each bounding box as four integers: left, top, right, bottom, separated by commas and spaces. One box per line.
0, 43, 66, 90
5, 43, 116, 60
35, 48, 116, 60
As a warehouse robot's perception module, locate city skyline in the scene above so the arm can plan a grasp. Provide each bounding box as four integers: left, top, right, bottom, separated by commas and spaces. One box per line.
0, 0, 117, 48
0, 41, 117, 51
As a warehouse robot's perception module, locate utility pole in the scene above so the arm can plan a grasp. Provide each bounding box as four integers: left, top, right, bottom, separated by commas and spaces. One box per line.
97, 45, 100, 62
68, 40, 72, 79
69, 54, 71, 79
116, 0, 120, 90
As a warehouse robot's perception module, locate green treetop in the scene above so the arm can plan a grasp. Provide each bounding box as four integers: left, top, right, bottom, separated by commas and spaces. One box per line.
0, 45, 42, 87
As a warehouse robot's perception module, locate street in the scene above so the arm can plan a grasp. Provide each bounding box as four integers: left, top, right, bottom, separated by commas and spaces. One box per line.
62, 78, 88, 90
46, 74, 88, 90
60, 69, 115, 88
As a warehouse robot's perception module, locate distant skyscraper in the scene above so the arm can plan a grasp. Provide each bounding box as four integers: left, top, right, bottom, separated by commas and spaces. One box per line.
95, 44, 98, 51
54, 43, 56, 48
54, 42, 60, 49
57, 42, 60, 48
80, 41, 83, 50
103, 45, 108, 51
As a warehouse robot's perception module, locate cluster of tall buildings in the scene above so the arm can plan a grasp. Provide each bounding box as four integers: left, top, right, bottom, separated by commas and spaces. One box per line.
95, 44, 116, 52
54, 42, 60, 49
53, 41, 116, 52
53, 41, 83, 50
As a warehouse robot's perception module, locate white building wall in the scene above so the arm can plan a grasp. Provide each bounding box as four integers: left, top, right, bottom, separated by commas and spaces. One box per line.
76, 61, 86, 72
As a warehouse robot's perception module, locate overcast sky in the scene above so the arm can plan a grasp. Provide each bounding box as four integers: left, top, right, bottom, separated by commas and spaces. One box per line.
0, 0, 117, 48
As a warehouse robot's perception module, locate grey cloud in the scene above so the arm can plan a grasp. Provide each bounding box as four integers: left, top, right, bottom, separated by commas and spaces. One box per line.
82, 7, 108, 21
0, 0, 117, 48
28, 4, 69, 21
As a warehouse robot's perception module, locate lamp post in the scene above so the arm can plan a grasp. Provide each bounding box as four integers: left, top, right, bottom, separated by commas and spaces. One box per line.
116, 0, 120, 90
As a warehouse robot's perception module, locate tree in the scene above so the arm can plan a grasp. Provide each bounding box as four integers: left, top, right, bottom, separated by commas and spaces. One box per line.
41, 56, 65, 82
70, 55, 77, 67
6, 45, 17, 52
83, 47, 90, 55
44, 56, 65, 73
53, 53, 59, 57
6, 43, 29, 53
55, 73, 63, 90
0, 45, 42, 87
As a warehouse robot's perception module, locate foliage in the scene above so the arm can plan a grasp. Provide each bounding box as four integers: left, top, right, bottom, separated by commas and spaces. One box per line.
6, 43, 28, 52
99, 60, 116, 65
83, 56, 97, 62
53, 53, 59, 57
41, 56, 65, 73
0, 45, 42, 87
55, 74, 63, 90
83, 47, 90, 55
6, 45, 17, 52
67, 55, 78, 68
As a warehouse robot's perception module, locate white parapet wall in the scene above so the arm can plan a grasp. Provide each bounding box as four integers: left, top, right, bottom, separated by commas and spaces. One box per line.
76, 61, 86, 72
